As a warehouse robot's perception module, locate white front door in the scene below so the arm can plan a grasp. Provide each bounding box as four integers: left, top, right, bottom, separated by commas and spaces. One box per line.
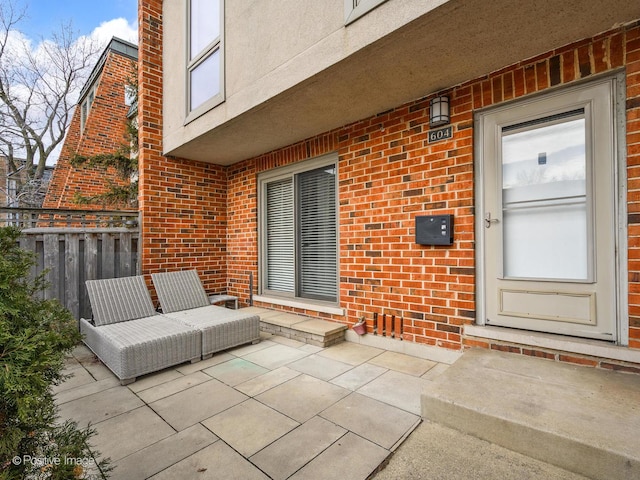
478, 79, 618, 341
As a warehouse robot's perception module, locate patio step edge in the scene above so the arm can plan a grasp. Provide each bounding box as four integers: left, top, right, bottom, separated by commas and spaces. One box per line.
260, 320, 346, 348
242, 307, 347, 347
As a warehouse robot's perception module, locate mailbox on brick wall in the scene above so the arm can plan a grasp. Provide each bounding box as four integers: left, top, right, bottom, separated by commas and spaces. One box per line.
415, 214, 454, 246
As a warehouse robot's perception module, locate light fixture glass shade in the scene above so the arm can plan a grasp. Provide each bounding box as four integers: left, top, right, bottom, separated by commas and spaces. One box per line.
429, 95, 450, 127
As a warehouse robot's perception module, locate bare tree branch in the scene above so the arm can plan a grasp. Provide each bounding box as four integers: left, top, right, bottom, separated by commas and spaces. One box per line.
0, 0, 101, 206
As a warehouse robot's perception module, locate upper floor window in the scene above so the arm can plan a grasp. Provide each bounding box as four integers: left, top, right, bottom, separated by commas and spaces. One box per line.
80, 85, 96, 132
124, 84, 136, 107
187, 0, 224, 119
344, 0, 388, 25
7, 178, 17, 206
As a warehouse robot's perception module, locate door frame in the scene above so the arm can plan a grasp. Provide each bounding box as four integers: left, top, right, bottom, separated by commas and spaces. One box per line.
474, 72, 628, 345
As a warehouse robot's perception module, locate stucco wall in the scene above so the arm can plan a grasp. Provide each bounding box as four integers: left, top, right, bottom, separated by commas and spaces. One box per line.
162, 0, 447, 158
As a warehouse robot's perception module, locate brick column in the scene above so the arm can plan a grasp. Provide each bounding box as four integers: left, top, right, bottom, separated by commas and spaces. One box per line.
138, 0, 228, 292
138, 0, 164, 277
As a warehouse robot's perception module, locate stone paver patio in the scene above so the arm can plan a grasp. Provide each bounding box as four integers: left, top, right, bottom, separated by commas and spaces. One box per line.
55, 332, 451, 479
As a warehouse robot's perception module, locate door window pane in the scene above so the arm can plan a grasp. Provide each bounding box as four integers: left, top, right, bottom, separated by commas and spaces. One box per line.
501, 115, 589, 280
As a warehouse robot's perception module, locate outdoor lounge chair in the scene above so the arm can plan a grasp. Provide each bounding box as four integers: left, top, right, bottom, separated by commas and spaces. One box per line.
151, 270, 260, 358
80, 276, 202, 385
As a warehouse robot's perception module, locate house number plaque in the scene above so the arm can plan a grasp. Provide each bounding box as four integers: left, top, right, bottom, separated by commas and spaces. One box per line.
428, 126, 453, 143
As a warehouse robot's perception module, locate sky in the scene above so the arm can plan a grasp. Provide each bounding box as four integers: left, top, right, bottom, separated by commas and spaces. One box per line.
20, 0, 138, 44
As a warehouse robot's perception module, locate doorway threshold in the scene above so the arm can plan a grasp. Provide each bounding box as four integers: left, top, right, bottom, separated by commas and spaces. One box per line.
464, 324, 640, 365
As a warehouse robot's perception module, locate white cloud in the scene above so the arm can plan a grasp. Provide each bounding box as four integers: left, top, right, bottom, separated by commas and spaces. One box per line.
88, 18, 138, 47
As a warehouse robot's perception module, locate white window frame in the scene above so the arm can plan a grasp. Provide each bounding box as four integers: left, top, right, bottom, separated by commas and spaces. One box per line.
344, 0, 388, 25
124, 84, 136, 107
186, 0, 225, 122
258, 153, 340, 306
80, 85, 96, 133
7, 178, 17, 206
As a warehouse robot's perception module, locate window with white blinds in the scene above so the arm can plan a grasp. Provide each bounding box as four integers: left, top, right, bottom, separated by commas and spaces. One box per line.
260, 157, 338, 303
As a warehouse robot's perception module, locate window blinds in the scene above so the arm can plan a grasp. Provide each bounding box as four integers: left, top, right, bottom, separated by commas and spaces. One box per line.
298, 166, 337, 301
266, 178, 295, 293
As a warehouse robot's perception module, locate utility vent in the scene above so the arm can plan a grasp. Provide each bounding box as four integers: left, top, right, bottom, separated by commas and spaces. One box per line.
373, 312, 403, 340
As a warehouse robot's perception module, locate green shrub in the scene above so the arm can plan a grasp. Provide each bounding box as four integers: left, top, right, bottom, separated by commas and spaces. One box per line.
0, 227, 111, 479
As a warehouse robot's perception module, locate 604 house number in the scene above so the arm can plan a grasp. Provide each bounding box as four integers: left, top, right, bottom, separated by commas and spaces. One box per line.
428, 126, 453, 143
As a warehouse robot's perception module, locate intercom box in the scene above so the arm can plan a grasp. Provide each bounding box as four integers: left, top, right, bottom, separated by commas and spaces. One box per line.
415, 215, 454, 246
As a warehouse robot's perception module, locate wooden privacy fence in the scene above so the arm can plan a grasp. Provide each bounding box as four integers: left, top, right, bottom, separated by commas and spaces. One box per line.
1, 208, 140, 320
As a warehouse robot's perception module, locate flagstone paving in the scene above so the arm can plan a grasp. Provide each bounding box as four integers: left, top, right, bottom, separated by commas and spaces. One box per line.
56, 333, 452, 479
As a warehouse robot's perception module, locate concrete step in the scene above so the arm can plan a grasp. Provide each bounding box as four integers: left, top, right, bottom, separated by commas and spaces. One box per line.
421, 348, 640, 480
374, 421, 590, 480
241, 307, 347, 347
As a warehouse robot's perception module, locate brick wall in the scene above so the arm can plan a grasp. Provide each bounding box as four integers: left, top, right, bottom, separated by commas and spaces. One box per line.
0, 157, 13, 207
227, 104, 473, 349
227, 135, 341, 311
138, 0, 228, 294
625, 25, 640, 350
43, 50, 135, 209
225, 22, 640, 352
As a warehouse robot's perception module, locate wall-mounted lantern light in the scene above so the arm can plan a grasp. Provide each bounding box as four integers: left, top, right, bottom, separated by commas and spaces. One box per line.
429, 95, 450, 127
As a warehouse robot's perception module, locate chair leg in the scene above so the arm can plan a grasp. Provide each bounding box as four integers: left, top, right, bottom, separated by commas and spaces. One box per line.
120, 377, 136, 386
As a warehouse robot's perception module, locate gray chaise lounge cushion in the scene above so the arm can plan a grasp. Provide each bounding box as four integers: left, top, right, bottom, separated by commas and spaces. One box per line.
163, 305, 260, 356
151, 270, 260, 357
80, 316, 200, 382
151, 269, 209, 313
81, 275, 202, 383
87, 276, 157, 326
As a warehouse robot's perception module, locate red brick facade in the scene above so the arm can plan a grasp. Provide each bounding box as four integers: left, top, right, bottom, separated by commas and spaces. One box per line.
43, 42, 136, 210
138, 0, 640, 367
